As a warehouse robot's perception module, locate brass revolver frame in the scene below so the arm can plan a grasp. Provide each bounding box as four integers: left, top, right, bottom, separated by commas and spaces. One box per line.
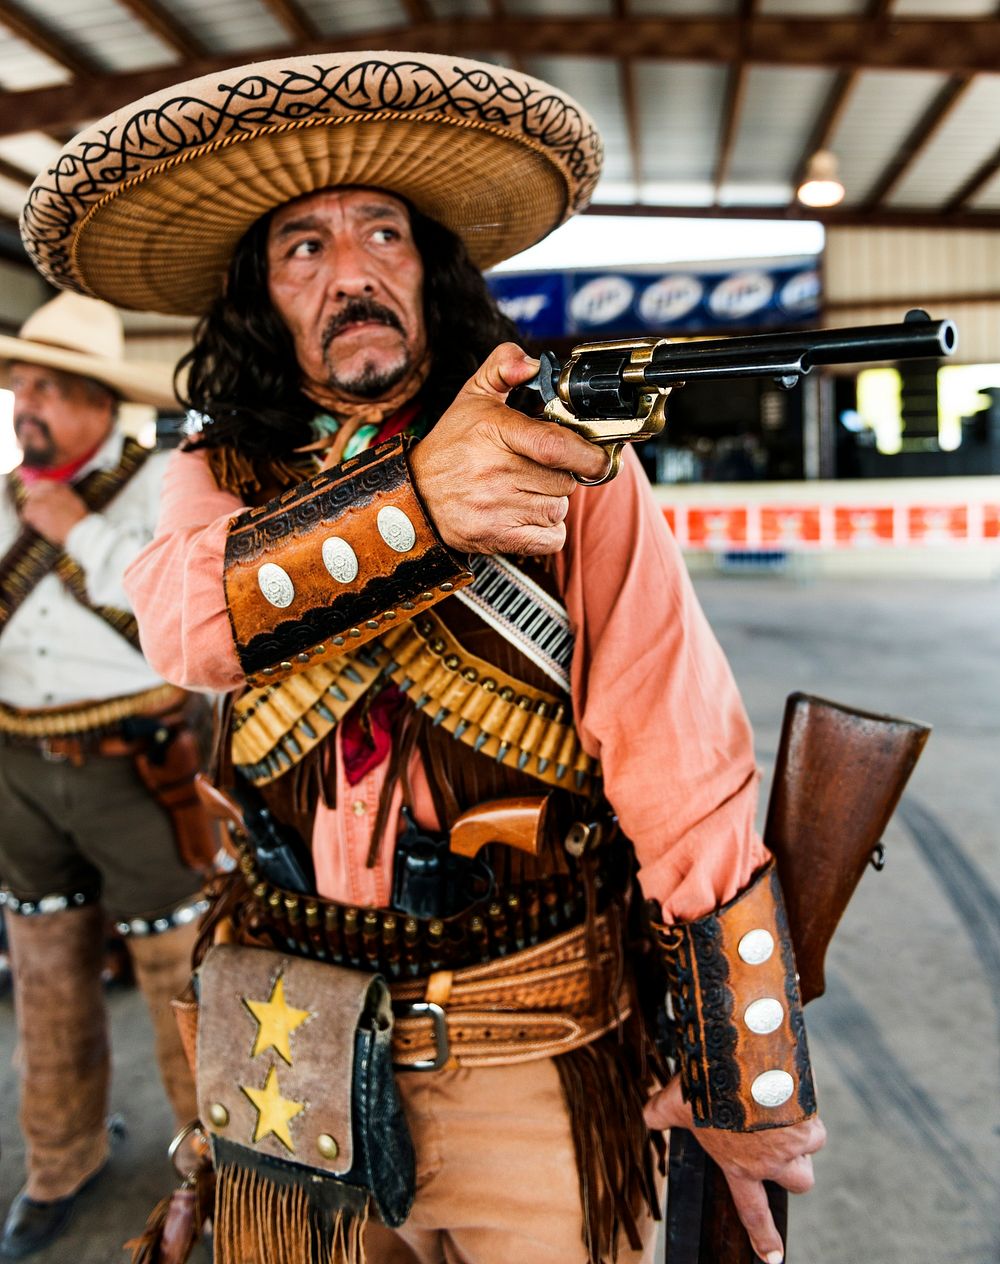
541, 338, 673, 485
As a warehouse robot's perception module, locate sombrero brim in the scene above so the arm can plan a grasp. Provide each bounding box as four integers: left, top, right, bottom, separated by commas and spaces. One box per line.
21, 52, 603, 317
0, 335, 178, 410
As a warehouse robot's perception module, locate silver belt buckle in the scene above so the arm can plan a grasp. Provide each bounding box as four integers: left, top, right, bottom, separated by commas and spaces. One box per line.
392, 1000, 450, 1072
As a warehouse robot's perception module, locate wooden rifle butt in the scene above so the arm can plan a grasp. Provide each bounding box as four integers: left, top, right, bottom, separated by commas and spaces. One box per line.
664, 692, 930, 1264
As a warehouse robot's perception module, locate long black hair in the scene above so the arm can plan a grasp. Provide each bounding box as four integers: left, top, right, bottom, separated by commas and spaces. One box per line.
178, 200, 520, 458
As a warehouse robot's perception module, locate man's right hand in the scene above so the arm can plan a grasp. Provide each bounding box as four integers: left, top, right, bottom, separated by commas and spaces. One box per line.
409, 342, 610, 555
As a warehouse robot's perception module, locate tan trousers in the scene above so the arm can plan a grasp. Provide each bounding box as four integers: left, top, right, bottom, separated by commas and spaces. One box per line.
363, 1057, 663, 1264
5, 907, 199, 1200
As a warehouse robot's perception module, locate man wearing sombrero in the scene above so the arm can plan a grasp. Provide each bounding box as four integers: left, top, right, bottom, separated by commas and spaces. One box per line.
22, 52, 825, 1264
0, 293, 213, 1259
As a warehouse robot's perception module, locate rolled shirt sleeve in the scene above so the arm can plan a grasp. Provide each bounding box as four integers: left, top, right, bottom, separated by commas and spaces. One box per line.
554, 448, 768, 924
123, 448, 245, 691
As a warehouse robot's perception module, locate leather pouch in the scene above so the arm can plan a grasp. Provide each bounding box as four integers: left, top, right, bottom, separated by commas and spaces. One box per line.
196, 943, 415, 1254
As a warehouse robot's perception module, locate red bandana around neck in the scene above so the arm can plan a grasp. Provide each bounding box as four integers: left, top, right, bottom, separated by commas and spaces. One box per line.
17, 440, 103, 485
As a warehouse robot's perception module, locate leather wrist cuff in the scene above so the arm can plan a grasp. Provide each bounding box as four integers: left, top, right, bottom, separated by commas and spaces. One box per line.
659, 860, 816, 1131
223, 437, 472, 686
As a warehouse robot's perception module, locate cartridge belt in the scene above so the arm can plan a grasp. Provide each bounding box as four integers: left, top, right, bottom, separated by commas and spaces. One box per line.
0, 688, 190, 766
236, 847, 587, 978
390, 916, 628, 1069
0, 684, 186, 739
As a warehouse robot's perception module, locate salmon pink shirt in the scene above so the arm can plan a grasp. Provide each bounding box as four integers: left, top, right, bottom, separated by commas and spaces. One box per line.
123, 446, 767, 923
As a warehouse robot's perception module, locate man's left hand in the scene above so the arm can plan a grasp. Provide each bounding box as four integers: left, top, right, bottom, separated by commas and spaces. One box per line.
19, 482, 89, 546
644, 1075, 826, 1264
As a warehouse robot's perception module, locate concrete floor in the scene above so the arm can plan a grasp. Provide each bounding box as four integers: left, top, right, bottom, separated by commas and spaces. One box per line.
0, 575, 997, 1264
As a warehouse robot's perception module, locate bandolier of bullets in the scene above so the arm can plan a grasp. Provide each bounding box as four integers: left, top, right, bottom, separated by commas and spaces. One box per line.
232, 611, 600, 795
376, 612, 598, 794
231, 647, 383, 783
235, 845, 586, 978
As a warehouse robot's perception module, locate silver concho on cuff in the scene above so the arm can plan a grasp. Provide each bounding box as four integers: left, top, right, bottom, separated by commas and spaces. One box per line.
377, 505, 416, 553
258, 562, 295, 608
737, 928, 775, 965
743, 997, 785, 1035
750, 1069, 795, 1108
322, 536, 360, 584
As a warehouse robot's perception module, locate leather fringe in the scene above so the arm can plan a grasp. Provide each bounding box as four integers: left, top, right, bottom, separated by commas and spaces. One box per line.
555, 1025, 666, 1263
214, 1163, 368, 1264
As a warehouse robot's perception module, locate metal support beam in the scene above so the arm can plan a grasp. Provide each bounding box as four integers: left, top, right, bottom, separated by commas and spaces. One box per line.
583, 202, 1000, 231
712, 0, 755, 198
862, 75, 971, 210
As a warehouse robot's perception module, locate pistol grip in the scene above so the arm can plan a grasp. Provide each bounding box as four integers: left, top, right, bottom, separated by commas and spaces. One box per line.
449, 795, 549, 860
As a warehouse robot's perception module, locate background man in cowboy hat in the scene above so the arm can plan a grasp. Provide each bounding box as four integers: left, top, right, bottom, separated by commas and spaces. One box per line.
0, 292, 211, 1260
23, 52, 824, 1264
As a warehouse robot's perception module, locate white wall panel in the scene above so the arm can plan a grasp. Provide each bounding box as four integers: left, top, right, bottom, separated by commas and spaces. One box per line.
825, 226, 1000, 362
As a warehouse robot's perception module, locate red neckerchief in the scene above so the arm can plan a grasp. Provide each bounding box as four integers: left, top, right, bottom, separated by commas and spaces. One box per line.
17, 440, 103, 485
339, 400, 424, 784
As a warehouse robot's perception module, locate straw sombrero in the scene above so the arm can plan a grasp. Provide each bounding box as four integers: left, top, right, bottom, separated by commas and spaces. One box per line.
20, 51, 603, 318
0, 292, 177, 409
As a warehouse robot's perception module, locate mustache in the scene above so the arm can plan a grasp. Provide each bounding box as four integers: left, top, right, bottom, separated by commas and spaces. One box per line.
321, 299, 404, 355
14, 413, 51, 442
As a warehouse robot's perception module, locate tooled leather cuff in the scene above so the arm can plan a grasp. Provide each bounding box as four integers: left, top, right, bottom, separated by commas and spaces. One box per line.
659, 860, 816, 1131
223, 437, 472, 686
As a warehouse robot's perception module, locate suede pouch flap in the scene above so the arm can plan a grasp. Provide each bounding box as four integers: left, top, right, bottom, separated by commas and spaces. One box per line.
197, 943, 381, 1177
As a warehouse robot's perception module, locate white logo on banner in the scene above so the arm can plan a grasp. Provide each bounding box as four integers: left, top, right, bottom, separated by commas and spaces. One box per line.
708, 271, 774, 320
638, 275, 704, 324
498, 293, 550, 324
779, 270, 821, 314
570, 276, 635, 326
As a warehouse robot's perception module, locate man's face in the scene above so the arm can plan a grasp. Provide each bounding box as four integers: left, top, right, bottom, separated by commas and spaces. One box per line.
266, 188, 427, 402
8, 363, 115, 469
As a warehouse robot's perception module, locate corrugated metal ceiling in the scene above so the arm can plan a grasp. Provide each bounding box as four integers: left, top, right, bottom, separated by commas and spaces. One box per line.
0, 0, 997, 253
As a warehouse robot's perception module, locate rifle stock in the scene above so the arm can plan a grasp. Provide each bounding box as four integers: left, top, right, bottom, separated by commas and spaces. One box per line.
665, 693, 931, 1264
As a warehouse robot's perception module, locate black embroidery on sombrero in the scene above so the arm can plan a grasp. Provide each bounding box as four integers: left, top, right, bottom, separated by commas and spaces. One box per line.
22, 58, 604, 289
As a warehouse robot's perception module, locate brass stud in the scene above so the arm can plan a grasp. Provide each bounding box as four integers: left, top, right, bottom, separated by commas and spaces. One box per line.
365, 620, 379, 630
314, 645, 326, 655
383, 610, 396, 620
280, 661, 293, 672
420, 592, 434, 602
296, 653, 310, 663
209, 1103, 230, 1128
262, 667, 275, 677
401, 601, 415, 610
333, 636, 345, 647
349, 628, 361, 638
317, 1133, 339, 1160
440, 582, 454, 592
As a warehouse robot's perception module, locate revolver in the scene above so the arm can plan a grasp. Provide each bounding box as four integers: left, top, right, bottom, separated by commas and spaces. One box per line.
519, 309, 958, 485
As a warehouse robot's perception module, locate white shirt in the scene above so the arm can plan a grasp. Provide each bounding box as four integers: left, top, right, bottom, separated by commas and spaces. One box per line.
0, 429, 172, 709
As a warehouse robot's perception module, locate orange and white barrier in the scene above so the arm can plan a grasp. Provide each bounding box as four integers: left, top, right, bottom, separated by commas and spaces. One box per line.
654, 479, 1000, 552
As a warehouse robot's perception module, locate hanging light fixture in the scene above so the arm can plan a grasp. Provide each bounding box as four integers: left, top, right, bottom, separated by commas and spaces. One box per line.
797, 150, 845, 208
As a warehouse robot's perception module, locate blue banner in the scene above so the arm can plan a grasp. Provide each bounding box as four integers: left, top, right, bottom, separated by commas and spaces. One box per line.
487, 258, 821, 341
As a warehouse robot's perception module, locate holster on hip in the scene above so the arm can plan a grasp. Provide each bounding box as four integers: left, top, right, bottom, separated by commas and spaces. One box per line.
132, 720, 219, 874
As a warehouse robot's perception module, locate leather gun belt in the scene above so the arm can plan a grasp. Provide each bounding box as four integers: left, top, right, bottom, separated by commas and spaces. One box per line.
390, 916, 629, 1070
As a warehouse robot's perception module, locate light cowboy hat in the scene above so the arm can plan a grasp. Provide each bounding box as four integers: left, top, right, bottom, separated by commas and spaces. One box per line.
0, 292, 178, 409
20, 51, 604, 318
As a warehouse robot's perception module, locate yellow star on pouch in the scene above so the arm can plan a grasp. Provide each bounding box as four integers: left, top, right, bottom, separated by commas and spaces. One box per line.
241, 1065, 305, 1152
243, 974, 311, 1064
